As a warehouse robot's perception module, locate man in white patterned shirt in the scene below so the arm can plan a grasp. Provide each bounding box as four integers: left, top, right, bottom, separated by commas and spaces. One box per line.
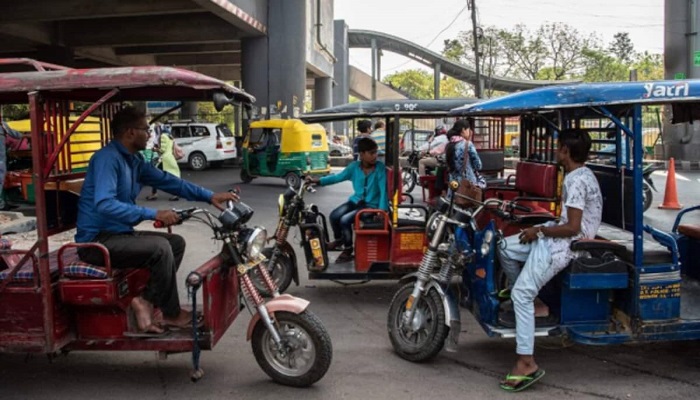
498, 129, 603, 392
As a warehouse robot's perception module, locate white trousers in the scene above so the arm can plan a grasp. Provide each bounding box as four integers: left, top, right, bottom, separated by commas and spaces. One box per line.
497, 234, 571, 355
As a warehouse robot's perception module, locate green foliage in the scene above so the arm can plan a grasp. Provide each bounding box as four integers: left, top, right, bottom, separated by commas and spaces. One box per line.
442, 22, 664, 91
0, 104, 30, 120
382, 69, 470, 99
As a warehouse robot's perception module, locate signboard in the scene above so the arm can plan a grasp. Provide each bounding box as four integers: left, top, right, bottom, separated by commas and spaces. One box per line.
674, 72, 687, 80
694, 51, 700, 67
146, 101, 181, 115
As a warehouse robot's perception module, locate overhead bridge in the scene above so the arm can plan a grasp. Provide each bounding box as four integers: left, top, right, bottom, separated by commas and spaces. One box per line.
348, 29, 574, 93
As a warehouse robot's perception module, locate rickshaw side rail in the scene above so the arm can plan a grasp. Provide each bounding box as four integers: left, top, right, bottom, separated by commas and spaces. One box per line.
66, 331, 212, 352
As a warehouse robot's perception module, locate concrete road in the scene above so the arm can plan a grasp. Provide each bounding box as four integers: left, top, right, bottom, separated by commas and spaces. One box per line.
1, 166, 700, 400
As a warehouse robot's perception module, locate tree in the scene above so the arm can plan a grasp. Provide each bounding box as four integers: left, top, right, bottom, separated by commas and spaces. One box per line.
633, 51, 664, 81
610, 32, 635, 64
580, 48, 629, 82
382, 69, 470, 99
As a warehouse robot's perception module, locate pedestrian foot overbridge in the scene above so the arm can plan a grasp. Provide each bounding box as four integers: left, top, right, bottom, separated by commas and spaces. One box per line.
348, 29, 577, 93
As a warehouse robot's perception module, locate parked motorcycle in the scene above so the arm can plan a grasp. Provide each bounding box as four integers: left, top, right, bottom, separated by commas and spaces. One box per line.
158, 196, 332, 386
387, 184, 528, 361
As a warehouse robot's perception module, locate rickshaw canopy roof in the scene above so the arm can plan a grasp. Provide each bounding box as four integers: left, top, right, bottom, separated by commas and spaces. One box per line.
247, 119, 328, 153
449, 80, 700, 117
301, 98, 479, 123
0, 66, 255, 104
249, 118, 325, 133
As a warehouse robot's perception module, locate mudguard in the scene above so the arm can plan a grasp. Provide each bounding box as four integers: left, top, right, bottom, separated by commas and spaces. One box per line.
246, 294, 310, 340
397, 273, 455, 327
278, 241, 299, 286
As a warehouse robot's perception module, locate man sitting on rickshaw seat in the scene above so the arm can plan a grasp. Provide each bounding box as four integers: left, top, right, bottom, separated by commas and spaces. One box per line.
75, 106, 238, 335
306, 138, 388, 263
496, 129, 603, 392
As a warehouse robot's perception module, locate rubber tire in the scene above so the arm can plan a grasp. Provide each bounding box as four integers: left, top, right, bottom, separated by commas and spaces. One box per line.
402, 168, 417, 193
188, 152, 207, 171
240, 168, 254, 183
252, 310, 333, 387
387, 282, 448, 362
643, 183, 653, 212
251, 247, 294, 296
284, 172, 301, 189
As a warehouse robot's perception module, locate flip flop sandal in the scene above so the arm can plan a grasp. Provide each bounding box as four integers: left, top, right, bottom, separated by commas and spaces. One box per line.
124, 324, 169, 338
499, 369, 546, 392
497, 288, 511, 300
335, 250, 354, 264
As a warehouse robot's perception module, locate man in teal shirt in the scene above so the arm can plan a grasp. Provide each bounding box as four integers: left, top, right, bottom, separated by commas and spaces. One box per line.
308, 138, 388, 263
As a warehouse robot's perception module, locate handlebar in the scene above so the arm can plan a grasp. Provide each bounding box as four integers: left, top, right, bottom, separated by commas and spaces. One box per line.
153, 207, 198, 228
510, 203, 532, 213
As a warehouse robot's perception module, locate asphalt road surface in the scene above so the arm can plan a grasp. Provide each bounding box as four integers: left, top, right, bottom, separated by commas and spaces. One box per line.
1, 166, 699, 400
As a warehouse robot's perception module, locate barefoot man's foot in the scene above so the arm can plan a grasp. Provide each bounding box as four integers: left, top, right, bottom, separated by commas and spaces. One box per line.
131, 296, 164, 334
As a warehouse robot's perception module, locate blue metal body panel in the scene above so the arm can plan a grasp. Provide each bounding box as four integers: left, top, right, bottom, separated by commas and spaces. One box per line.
449, 79, 700, 345
449, 80, 700, 116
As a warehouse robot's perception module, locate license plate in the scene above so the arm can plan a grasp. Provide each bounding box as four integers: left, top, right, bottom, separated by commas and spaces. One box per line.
226, 142, 232, 146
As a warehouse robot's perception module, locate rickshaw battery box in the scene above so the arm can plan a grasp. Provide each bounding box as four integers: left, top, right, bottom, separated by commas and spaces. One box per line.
635, 264, 681, 321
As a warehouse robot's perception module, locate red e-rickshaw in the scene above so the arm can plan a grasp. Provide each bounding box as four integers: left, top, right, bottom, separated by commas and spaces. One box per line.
256, 99, 508, 288
0, 59, 332, 386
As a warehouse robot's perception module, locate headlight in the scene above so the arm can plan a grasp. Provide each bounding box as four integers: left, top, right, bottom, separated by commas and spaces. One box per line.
480, 243, 490, 257
278, 194, 285, 216
246, 227, 267, 258
483, 230, 494, 244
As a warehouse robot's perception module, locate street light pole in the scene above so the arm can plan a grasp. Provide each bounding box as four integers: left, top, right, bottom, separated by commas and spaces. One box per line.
469, 0, 482, 98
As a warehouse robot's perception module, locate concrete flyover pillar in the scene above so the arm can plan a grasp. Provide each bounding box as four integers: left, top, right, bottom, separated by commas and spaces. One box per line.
663, 0, 700, 161
434, 63, 441, 100
332, 19, 349, 134
314, 77, 332, 110
242, 0, 306, 120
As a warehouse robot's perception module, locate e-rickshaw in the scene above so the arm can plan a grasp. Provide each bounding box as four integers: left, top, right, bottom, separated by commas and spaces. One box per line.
260, 99, 508, 287
240, 119, 331, 188
387, 80, 700, 364
0, 60, 332, 386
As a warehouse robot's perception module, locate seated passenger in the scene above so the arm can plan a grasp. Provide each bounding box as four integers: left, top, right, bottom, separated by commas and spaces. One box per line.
307, 138, 388, 263
75, 106, 238, 335
497, 129, 603, 392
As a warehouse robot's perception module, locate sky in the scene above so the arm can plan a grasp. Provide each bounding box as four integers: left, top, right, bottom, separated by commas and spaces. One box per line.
334, 0, 664, 78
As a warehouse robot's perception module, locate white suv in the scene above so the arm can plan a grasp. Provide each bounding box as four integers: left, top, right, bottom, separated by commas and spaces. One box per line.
168, 122, 237, 171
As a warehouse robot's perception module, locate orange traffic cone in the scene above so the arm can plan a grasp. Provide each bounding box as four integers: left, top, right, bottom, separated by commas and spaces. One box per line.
658, 158, 683, 210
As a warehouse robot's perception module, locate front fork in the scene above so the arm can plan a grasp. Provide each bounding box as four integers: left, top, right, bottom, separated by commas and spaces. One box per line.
265, 219, 292, 297
402, 216, 448, 326
240, 270, 285, 347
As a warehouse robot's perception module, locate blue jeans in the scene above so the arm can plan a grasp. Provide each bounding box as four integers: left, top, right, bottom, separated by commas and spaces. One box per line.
329, 201, 364, 248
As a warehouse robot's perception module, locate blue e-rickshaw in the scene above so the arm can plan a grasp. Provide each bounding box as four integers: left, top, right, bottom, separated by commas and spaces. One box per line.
388, 80, 700, 364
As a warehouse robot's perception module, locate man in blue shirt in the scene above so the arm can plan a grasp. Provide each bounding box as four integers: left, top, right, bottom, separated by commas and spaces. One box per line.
307, 138, 388, 263
76, 106, 238, 335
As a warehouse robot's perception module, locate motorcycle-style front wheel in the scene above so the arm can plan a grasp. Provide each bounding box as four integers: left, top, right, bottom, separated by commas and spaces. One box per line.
402, 168, 417, 193
387, 282, 448, 362
252, 310, 333, 387
252, 247, 294, 296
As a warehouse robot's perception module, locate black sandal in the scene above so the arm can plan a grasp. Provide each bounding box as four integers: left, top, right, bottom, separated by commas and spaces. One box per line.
335, 249, 354, 263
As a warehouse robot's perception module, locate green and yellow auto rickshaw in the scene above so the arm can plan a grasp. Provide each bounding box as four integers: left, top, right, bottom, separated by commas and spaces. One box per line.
240, 119, 330, 188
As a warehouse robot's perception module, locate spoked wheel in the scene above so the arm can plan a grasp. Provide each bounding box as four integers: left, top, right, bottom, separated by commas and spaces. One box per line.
387, 283, 448, 362
251, 247, 294, 295
402, 168, 417, 193
252, 310, 332, 387
284, 172, 301, 189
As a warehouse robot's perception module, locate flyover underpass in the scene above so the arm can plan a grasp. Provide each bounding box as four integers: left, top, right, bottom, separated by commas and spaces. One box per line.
348, 29, 574, 93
